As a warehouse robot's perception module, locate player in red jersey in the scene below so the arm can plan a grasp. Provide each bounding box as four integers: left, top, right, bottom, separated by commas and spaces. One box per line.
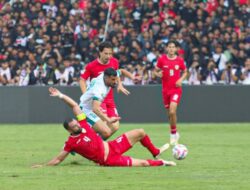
79, 41, 138, 139
32, 88, 176, 168
155, 41, 188, 145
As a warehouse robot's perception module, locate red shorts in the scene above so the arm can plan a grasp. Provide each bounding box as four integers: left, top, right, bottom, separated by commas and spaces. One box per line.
103, 134, 132, 167
101, 101, 119, 118
162, 89, 182, 109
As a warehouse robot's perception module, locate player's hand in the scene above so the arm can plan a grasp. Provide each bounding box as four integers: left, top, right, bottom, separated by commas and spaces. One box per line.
108, 117, 121, 124
31, 164, 44, 168
154, 70, 162, 78
133, 75, 142, 82
117, 85, 130, 95
49, 87, 61, 97
176, 79, 182, 87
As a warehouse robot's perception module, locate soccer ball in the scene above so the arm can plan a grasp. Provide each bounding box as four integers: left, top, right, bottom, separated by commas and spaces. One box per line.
172, 144, 188, 160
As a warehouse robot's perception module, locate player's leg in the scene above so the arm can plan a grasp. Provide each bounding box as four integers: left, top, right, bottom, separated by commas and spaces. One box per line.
168, 92, 181, 145
124, 129, 169, 158
131, 158, 176, 167
92, 120, 113, 140
163, 92, 177, 144
85, 110, 115, 140
106, 103, 120, 131
106, 120, 119, 134
168, 102, 178, 134
100, 102, 119, 135
105, 134, 174, 167
104, 154, 176, 167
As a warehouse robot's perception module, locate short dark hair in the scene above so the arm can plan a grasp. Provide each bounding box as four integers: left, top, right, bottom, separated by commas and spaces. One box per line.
63, 118, 73, 130
166, 40, 178, 47
104, 68, 117, 77
98, 41, 113, 52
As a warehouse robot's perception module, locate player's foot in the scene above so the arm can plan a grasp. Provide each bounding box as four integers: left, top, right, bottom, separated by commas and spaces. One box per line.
154, 143, 170, 159
161, 159, 176, 166
170, 132, 180, 146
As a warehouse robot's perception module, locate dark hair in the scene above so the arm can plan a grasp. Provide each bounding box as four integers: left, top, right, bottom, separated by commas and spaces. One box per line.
98, 41, 113, 52
63, 118, 73, 130
104, 68, 117, 77
166, 40, 178, 47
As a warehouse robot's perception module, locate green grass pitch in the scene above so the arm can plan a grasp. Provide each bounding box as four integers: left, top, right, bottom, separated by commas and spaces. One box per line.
0, 123, 249, 190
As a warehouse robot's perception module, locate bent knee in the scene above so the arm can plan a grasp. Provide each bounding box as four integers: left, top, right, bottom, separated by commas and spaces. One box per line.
137, 128, 146, 137
101, 133, 110, 140
100, 130, 112, 140
140, 160, 150, 167
169, 110, 176, 117
113, 123, 120, 131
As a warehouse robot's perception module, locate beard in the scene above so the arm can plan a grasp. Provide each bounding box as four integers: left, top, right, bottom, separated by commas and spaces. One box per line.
110, 83, 117, 88
72, 128, 82, 135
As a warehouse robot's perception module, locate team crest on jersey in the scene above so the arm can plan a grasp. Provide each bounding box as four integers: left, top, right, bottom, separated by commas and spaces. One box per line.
175, 65, 179, 70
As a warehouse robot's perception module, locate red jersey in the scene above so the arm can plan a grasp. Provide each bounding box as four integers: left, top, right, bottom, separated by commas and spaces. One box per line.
80, 57, 119, 104
157, 55, 186, 90
63, 119, 105, 164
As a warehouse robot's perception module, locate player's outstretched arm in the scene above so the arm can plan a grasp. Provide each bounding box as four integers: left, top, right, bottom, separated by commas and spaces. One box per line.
79, 78, 87, 94
92, 100, 120, 124
116, 77, 130, 95
176, 69, 188, 87
32, 151, 69, 168
120, 68, 142, 81
47, 151, 69, 166
48, 87, 82, 116
120, 68, 142, 84
154, 66, 163, 78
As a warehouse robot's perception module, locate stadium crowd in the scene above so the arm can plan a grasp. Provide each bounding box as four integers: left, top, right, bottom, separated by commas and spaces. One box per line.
0, 0, 249, 86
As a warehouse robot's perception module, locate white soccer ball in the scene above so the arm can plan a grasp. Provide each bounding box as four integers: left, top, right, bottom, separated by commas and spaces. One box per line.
172, 144, 188, 160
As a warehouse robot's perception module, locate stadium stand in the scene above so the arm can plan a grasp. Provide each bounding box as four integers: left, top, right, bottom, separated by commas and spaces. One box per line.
0, 0, 249, 86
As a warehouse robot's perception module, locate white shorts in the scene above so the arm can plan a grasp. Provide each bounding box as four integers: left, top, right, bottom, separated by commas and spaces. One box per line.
80, 107, 100, 126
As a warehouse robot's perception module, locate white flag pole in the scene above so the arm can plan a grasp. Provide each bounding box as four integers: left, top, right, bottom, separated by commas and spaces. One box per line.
103, 0, 113, 42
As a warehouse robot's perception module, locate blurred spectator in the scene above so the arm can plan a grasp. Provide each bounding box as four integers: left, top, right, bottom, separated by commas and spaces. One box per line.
0, 60, 12, 85
240, 58, 250, 85
54, 64, 73, 86
17, 61, 31, 86
202, 59, 220, 85
31, 62, 49, 85
220, 61, 238, 85
188, 61, 202, 85
212, 45, 228, 72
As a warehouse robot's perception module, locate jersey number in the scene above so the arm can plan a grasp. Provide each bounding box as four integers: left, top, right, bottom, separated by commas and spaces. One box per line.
83, 136, 91, 142
169, 69, 174, 76
116, 136, 123, 143
173, 94, 179, 101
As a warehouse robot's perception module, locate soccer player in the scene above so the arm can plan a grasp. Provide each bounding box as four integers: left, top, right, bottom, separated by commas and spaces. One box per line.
32, 87, 176, 167
79, 68, 121, 140
79, 41, 137, 134
155, 40, 188, 145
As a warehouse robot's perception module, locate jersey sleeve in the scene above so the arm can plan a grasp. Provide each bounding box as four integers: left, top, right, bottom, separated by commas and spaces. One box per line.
63, 141, 72, 152
80, 64, 91, 80
76, 113, 86, 122
113, 57, 119, 69
179, 58, 186, 71
156, 56, 163, 69
76, 113, 89, 128
116, 69, 121, 77
92, 87, 104, 102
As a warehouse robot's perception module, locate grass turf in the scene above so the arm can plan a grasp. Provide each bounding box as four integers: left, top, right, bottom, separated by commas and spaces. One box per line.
0, 123, 249, 190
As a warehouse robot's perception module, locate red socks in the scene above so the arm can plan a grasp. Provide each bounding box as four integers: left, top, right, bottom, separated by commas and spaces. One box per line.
140, 135, 160, 157
170, 125, 177, 134
147, 160, 164, 166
